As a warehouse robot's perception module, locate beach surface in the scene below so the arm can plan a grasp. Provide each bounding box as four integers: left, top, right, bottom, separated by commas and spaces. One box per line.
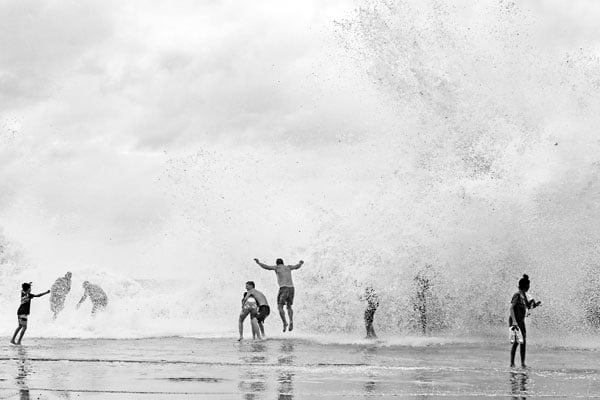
1, 336, 600, 399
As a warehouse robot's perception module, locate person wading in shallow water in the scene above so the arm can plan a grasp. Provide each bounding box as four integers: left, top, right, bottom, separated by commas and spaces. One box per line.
239, 284, 260, 341
254, 258, 303, 332
509, 274, 542, 368
50, 272, 72, 319
361, 286, 379, 339
239, 281, 270, 340
77, 281, 108, 315
11, 282, 50, 345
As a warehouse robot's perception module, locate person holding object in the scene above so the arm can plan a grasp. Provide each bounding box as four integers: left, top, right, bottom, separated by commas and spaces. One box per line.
509, 274, 542, 368
254, 258, 303, 332
11, 282, 50, 345
239, 285, 260, 341
239, 281, 270, 341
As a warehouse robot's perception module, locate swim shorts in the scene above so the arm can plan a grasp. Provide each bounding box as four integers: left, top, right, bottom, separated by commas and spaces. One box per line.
256, 305, 270, 323
18, 314, 28, 327
277, 287, 295, 306
241, 301, 258, 318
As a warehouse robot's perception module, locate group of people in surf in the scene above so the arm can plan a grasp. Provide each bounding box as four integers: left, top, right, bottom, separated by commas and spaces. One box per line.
11, 261, 540, 368
238, 258, 304, 341
10, 272, 108, 345
239, 263, 541, 368
238, 257, 380, 341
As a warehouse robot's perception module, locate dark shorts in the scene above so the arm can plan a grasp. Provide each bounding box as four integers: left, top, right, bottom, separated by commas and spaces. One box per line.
256, 305, 270, 323
277, 287, 295, 306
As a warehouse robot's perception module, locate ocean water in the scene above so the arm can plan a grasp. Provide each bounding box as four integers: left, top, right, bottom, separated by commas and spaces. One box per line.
1, 336, 600, 399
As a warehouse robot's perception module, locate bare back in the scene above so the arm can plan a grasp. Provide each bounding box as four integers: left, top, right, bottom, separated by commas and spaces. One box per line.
248, 289, 268, 306
275, 265, 294, 288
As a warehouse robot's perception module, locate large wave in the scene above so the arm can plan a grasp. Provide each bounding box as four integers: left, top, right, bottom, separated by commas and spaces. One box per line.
2, 0, 600, 339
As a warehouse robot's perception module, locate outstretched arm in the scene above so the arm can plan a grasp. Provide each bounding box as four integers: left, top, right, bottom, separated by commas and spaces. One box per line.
254, 258, 276, 270
32, 290, 51, 298
290, 260, 304, 270
76, 293, 88, 308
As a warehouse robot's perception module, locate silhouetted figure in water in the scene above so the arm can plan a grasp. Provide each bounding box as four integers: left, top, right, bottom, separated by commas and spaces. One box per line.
414, 272, 431, 334
255, 258, 303, 332
361, 286, 379, 339
11, 282, 50, 345
509, 274, 542, 368
50, 271, 72, 319
76, 281, 108, 315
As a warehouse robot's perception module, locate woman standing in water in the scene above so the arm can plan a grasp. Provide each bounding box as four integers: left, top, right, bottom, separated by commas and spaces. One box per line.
509, 274, 541, 368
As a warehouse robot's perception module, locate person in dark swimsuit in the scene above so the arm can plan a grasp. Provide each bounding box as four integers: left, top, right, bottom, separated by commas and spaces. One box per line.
509, 274, 541, 368
11, 282, 50, 345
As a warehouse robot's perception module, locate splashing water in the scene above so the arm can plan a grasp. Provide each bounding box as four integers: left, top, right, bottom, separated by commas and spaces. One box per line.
1, 0, 600, 341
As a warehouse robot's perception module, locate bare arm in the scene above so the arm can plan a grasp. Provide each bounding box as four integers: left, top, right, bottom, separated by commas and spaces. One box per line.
254, 258, 276, 271
289, 260, 304, 270
509, 303, 517, 326
32, 290, 51, 298
76, 293, 88, 308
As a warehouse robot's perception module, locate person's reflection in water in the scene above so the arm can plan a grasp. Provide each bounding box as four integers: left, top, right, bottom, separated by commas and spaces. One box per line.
362, 345, 378, 395
15, 346, 30, 400
238, 340, 268, 400
277, 342, 295, 399
510, 370, 529, 400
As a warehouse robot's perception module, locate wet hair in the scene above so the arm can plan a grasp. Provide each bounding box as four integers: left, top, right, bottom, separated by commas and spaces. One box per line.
66, 272, 72, 279
276, 258, 284, 265
21, 283, 31, 291
246, 281, 255, 288
518, 274, 530, 291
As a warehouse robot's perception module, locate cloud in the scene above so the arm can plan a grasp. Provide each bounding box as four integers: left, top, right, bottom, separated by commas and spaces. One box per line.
0, 0, 115, 109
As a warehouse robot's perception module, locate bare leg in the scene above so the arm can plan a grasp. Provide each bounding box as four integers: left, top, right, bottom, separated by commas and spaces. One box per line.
258, 321, 265, 337
510, 341, 518, 367
520, 341, 527, 367
16, 327, 26, 344
250, 318, 261, 340
287, 305, 294, 331
278, 304, 288, 332
238, 314, 246, 341
11, 327, 21, 344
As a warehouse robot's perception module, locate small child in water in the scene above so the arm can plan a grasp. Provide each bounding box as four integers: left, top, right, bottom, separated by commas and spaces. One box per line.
11, 282, 50, 345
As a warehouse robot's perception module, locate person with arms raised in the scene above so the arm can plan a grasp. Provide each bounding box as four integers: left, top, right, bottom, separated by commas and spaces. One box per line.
254, 258, 303, 332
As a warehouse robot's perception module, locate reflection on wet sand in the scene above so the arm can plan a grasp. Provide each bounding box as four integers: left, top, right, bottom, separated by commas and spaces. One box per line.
510, 370, 529, 400
277, 342, 295, 400
362, 346, 377, 395
238, 341, 268, 400
15, 347, 30, 400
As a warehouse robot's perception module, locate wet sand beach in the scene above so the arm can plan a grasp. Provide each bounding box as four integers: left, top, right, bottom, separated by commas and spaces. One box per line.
1, 337, 600, 399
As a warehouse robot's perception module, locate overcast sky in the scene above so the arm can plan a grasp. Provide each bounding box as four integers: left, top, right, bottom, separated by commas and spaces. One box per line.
0, 0, 374, 277
1, 0, 600, 281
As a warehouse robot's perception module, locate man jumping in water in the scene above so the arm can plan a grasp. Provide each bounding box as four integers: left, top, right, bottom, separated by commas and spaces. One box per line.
254, 258, 303, 332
